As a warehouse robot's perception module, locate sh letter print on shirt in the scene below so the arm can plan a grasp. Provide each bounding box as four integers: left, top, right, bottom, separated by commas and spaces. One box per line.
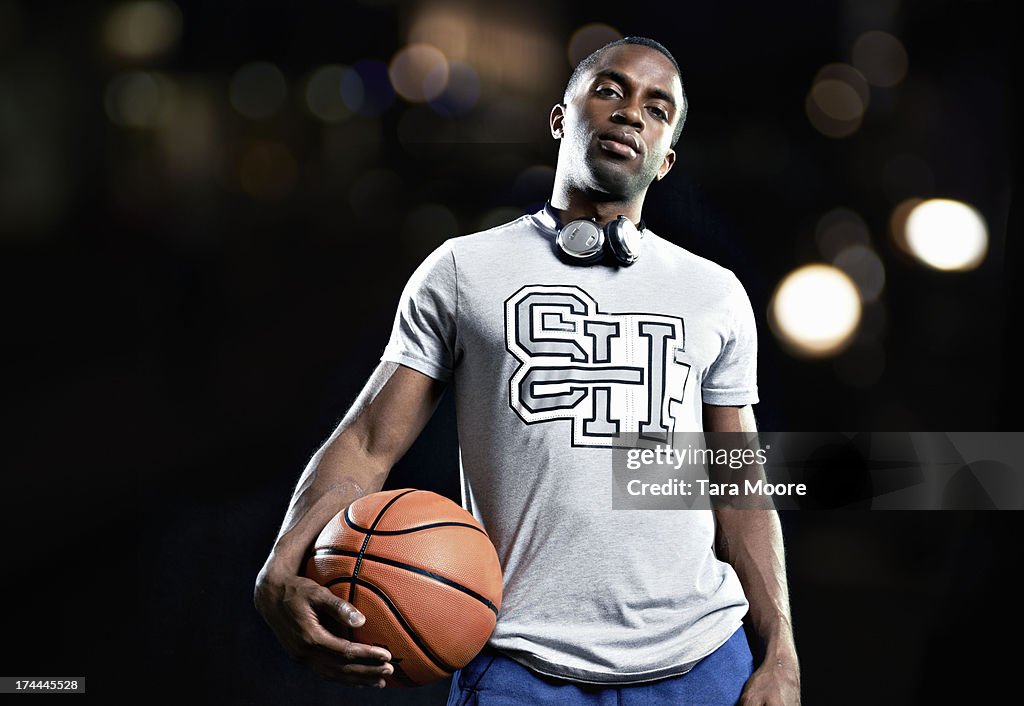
505, 285, 691, 448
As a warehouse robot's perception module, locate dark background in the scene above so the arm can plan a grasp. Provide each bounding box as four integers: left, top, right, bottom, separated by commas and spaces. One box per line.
1, 0, 1020, 703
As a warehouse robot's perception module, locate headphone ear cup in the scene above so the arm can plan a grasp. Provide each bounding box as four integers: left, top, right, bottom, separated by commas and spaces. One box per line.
606, 216, 643, 265
556, 219, 605, 262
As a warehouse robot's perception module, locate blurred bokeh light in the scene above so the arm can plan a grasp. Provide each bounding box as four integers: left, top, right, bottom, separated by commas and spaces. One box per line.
155, 83, 220, 183
408, 7, 470, 62
103, 0, 182, 62
229, 62, 288, 119
805, 63, 869, 138
389, 43, 449, 102
888, 197, 923, 256
833, 244, 886, 302
348, 60, 395, 116
770, 264, 862, 357
304, 65, 353, 123
851, 30, 908, 88
904, 198, 988, 271
427, 61, 480, 116
815, 208, 871, 261
567, 23, 622, 67
105, 70, 170, 128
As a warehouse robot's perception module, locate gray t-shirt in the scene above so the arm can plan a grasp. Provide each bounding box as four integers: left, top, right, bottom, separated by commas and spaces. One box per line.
381, 205, 758, 684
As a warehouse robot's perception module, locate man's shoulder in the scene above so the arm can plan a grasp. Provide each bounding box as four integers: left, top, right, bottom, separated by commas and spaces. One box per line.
450, 214, 536, 245
415, 214, 532, 261
431, 213, 543, 264
645, 230, 743, 288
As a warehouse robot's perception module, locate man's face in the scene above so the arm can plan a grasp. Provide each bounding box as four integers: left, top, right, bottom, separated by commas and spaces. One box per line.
552, 44, 682, 201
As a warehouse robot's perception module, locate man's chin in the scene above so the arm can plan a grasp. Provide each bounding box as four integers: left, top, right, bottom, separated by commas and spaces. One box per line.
585, 163, 646, 200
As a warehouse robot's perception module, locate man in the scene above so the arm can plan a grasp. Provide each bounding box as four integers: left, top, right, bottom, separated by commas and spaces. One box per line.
254, 36, 800, 705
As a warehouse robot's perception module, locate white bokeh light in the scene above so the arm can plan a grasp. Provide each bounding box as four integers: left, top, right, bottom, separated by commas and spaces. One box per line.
770, 264, 862, 357
389, 44, 448, 102
905, 199, 988, 271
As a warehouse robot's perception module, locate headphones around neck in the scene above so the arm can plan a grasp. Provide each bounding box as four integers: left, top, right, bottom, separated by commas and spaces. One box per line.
555, 214, 646, 266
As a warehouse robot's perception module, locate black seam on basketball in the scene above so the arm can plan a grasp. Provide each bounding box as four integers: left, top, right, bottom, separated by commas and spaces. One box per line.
322, 576, 457, 674
349, 489, 418, 609
343, 518, 487, 536
314, 548, 499, 616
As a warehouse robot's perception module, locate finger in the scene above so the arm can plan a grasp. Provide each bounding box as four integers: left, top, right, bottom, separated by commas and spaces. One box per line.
309, 654, 389, 687
308, 626, 393, 663
306, 590, 392, 660
339, 662, 394, 677
309, 588, 365, 629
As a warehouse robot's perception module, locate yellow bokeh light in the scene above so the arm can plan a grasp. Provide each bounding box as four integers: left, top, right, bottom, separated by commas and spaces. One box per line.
770, 264, 862, 357
805, 63, 869, 139
812, 79, 864, 121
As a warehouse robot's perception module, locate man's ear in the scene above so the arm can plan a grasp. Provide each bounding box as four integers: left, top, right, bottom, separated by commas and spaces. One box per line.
550, 103, 565, 139
655, 148, 676, 181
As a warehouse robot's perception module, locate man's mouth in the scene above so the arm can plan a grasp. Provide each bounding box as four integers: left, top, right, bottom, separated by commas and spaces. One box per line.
597, 130, 641, 160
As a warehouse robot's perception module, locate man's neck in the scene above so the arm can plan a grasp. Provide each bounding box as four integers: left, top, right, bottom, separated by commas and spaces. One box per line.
549, 189, 645, 228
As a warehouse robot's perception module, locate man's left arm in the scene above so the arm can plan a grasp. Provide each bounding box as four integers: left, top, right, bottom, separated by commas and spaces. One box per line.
703, 403, 801, 706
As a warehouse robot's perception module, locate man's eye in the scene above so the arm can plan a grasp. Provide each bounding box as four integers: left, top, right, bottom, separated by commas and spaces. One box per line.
596, 86, 619, 97
648, 106, 667, 120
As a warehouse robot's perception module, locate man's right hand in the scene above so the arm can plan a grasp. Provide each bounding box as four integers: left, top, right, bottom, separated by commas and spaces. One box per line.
254, 570, 393, 688
253, 364, 445, 687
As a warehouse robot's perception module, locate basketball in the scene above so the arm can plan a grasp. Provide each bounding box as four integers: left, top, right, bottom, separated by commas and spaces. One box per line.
304, 488, 503, 687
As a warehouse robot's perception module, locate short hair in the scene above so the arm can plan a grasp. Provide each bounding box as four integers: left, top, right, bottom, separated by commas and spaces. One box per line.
563, 36, 688, 146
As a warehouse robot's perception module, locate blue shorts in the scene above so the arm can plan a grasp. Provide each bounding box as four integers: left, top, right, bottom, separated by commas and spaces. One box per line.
447, 627, 754, 706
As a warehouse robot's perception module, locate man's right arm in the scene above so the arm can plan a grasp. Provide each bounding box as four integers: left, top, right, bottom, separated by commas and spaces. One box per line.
253, 361, 447, 688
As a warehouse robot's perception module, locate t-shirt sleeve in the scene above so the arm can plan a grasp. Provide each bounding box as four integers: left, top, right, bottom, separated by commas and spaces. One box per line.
380, 241, 459, 382
701, 274, 759, 406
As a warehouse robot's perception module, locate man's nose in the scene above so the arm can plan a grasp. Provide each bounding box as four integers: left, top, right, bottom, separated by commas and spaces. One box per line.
611, 103, 644, 129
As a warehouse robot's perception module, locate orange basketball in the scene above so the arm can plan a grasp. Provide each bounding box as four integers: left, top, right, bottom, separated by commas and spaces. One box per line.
304, 488, 503, 688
